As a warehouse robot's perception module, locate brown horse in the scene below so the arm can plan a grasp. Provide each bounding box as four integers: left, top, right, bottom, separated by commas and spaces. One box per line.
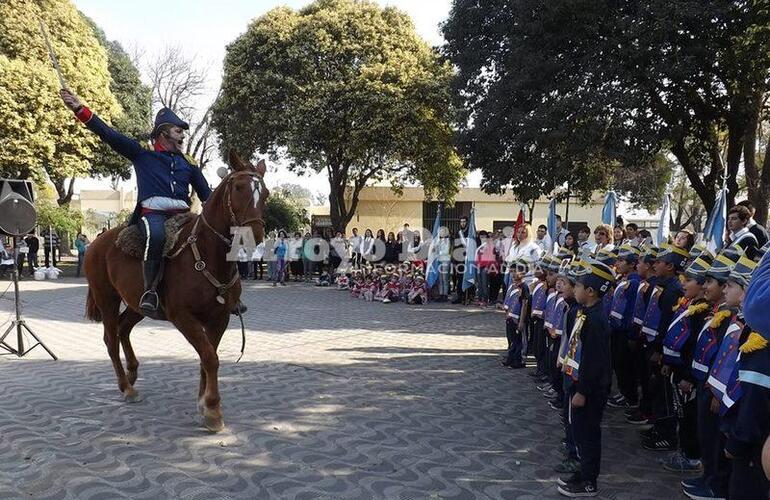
83, 151, 268, 432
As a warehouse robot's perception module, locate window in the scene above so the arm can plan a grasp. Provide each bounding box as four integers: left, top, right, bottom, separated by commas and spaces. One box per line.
422, 202, 472, 236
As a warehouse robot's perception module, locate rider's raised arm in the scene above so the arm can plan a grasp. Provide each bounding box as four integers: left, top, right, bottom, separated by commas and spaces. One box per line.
189, 162, 212, 202
61, 89, 144, 161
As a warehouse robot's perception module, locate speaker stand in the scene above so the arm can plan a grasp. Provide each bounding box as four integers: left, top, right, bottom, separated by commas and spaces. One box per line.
0, 238, 57, 360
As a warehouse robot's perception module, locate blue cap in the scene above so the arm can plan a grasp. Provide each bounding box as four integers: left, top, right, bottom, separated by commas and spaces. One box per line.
575, 260, 615, 296
151, 108, 189, 139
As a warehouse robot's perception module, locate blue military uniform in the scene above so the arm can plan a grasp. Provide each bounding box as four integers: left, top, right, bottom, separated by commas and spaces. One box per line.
74, 105, 212, 316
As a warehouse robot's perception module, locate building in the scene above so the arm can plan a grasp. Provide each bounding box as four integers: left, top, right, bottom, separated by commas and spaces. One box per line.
75, 186, 609, 240
314, 186, 607, 237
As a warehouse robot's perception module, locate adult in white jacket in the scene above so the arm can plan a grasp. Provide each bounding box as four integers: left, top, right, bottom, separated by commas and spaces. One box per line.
506, 223, 543, 264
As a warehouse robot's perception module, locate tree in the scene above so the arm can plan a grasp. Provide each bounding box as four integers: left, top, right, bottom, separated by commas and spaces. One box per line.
146, 46, 217, 168
264, 193, 309, 233
442, 0, 770, 224
273, 183, 313, 209
81, 14, 152, 189
0, 0, 122, 204
212, 0, 466, 232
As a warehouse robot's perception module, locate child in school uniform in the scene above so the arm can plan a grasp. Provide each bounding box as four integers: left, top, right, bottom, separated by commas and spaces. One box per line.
627, 245, 661, 425
554, 260, 581, 474
641, 244, 687, 452
660, 250, 713, 473
608, 244, 642, 410
682, 248, 742, 500
529, 257, 550, 381
538, 254, 564, 403
545, 250, 574, 410
380, 274, 401, 303
408, 275, 428, 304
725, 246, 770, 499
501, 258, 532, 369
557, 260, 614, 497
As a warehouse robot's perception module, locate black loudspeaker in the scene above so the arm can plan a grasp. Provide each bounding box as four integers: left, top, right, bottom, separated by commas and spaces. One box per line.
0, 179, 36, 237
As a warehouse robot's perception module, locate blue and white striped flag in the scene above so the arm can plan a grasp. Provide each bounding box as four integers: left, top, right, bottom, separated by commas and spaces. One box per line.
462, 209, 478, 291
602, 191, 618, 226
704, 187, 728, 254
655, 193, 671, 245
426, 204, 442, 288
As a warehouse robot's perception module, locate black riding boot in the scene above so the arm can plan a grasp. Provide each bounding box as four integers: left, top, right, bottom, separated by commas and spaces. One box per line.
139, 259, 163, 318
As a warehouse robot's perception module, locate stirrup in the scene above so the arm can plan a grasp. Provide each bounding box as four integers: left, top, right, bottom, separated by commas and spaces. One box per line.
139, 290, 159, 310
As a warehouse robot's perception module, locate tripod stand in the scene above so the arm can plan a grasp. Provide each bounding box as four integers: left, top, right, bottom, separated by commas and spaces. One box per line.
0, 237, 57, 360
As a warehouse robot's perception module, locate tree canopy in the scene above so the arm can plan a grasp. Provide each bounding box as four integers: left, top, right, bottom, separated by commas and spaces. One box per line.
443, 0, 770, 223
213, 0, 466, 231
82, 14, 152, 188
0, 0, 123, 204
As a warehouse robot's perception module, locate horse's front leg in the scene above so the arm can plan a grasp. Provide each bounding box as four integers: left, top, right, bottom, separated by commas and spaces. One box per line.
174, 315, 224, 432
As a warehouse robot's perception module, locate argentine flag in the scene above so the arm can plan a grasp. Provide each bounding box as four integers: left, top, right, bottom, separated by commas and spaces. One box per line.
426, 204, 442, 288
703, 187, 727, 254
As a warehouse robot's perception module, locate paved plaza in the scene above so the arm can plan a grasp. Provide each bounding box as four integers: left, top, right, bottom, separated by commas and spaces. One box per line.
0, 278, 687, 499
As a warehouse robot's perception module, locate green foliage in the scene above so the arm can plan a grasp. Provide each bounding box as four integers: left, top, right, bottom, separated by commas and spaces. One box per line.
34, 183, 83, 235
442, 0, 770, 221
81, 14, 152, 182
213, 0, 465, 231
264, 192, 309, 234
0, 0, 122, 202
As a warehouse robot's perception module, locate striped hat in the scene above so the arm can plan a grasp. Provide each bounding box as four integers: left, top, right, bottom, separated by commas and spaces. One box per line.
557, 260, 578, 284
617, 244, 642, 263
575, 260, 615, 295
594, 246, 619, 266
728, 254, 759, 288
684, 253, 714, 284
641, 244, 660, 264
554, 246, 574, 262
657, 244, 690, 272
706, 247, 742, 284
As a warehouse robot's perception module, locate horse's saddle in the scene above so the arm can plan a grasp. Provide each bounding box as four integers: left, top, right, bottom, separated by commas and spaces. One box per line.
114, 212, 196, 259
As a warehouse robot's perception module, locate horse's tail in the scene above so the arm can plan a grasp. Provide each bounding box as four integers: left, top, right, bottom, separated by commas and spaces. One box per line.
85, 287, 102, 322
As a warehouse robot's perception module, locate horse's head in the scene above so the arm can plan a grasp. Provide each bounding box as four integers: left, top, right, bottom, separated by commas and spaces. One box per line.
211, 150, 269, 245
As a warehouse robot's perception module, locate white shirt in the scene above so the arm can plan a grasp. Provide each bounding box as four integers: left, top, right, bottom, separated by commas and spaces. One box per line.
349, 235, 362, 252
141, 196, 189, 210
535, 235, 553, 255
507, 240, 543, 263
729, 227, 757, 248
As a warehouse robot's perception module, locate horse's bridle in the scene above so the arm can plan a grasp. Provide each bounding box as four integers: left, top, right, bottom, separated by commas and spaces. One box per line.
169, 169, 266, 305
201, 170, 266, 245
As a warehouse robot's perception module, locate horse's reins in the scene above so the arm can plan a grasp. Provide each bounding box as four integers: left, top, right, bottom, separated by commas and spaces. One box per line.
168, 170, 266, 362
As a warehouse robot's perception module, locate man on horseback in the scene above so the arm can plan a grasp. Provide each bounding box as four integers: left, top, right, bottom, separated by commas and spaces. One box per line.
60, 89, 212, 318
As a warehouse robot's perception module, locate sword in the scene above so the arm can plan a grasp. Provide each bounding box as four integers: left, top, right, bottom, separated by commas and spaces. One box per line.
38, 19, 68, 90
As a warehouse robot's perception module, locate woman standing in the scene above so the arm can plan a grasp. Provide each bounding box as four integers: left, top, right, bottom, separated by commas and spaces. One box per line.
593, 223, 615, 254
288, 232, 304, 281
408, 232, 426, 272
564, 232, 578, 256
385, 231, 399, 265
301, 232, 314, 281
506, 223, 542, 264
435, 227, 452, 301
361, 229, 375, 267
75, 233, 89, 278
272, 230, 288, 286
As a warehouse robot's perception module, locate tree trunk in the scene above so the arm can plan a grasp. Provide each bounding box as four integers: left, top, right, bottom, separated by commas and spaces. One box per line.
671, 140, 716, 214
52, 177, 76, 206
744, 94, 769, 226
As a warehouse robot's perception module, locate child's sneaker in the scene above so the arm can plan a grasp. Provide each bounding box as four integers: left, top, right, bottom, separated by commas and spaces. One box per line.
681, 476, 706, 490
642, 435, 678, 452
553, 458, 580, 474
543, 388, 557, 399
549, 399, 564, 411
682, 483, 726, 500
557, 479, 598, 497
556, 471, 582, 487
537, 382, 552, 392
660, 452, 702, 473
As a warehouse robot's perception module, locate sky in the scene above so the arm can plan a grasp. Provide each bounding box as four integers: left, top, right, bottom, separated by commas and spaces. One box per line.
71, 0, 469, 199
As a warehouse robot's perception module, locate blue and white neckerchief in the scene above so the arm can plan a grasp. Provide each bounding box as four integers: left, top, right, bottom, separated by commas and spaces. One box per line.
692, 307, 731, 382
504, 284, 523, 321
551, 297, 568, 336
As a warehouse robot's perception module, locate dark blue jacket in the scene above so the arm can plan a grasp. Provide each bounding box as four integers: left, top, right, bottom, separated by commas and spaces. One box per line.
77, 107, 211, 209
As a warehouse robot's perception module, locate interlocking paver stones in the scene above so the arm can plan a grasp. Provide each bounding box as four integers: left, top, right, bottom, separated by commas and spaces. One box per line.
0, 278, 685, 499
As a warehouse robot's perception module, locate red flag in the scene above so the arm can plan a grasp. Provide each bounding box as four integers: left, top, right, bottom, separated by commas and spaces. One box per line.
513, 208, 525, 242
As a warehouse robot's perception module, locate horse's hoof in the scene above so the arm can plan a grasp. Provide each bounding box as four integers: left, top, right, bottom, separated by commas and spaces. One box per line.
123, 388, 142, 403
204, 415, 225, 433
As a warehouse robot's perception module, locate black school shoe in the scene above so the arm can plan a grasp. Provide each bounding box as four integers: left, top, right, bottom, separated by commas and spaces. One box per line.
557, 471, 582, 487
554, 458, 580, 474
558, 480, 599, 497
625, 409, 650, 425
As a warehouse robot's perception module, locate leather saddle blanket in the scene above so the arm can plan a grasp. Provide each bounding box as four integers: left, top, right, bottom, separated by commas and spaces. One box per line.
115, 212, 196, 259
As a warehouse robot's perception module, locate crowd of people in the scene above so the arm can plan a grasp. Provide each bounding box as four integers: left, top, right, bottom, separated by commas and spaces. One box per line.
496, 201, 769, 498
